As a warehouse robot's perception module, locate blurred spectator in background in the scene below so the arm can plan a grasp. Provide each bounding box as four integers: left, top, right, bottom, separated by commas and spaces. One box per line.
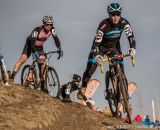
134, 113, 142, 122
144, 115, 151, 126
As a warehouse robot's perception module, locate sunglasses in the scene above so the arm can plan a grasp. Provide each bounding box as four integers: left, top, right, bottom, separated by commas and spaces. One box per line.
110, 11, 121, 16
45, 24, 53, 27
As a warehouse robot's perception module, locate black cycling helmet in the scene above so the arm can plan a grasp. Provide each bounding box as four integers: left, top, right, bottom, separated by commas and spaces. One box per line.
72, 74, 81, 82
107, 2, 122, 14
42, 15, 53, 24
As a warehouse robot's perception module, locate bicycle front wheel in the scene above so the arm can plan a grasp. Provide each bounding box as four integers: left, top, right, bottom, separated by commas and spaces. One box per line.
21, 65, 38, 89
105, 71, 118, 117
44, 67, 60, 98
118, 71, 132, 124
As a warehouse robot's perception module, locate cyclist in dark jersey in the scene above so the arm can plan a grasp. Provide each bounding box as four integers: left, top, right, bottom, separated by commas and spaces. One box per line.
60, 74, 81, 102
78, 3, 136, 99
10, 16, 63, 82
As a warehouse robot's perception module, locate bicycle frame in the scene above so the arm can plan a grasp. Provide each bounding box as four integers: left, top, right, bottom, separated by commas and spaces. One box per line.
99, 53, 135, 95
27, 51, 59, 87
98, 53, 135, 95
41, 51, 59, 81
21, 50, 61, 97
97, 53, 135, 123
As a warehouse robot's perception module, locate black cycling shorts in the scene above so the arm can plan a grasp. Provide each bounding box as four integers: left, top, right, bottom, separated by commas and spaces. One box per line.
22, 38, 44, 57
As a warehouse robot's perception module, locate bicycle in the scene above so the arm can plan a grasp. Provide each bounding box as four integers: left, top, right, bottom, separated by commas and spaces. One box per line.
21, 51, 61, 98
0, 55, 9, 85
96, 52, 135, 124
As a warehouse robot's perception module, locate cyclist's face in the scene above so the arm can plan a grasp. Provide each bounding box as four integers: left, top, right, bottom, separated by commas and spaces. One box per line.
44, 22, 53, 31
74, 81, 80, 86
109, 13, 121, 25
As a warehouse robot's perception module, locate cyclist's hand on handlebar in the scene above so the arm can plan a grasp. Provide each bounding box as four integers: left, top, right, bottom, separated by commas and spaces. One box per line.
33, 51, 39, 60
129, 48, 136, 57
57, 48, 63, 59
129, 48, 136, 67
95, 55, 103, 65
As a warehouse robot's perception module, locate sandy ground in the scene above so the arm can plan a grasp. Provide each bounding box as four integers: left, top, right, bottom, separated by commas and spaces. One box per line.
0, 83, 157, 130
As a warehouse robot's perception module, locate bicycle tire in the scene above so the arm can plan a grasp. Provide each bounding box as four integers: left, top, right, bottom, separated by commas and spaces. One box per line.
118, 70, 132, 124
105, 71, 118, 117
21, 65, 38, 89
44, 66, 60, 98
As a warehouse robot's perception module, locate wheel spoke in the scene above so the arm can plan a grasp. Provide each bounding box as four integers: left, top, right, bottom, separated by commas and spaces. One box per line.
21, 65, 36, 89
119, 72, 132, 123
45, 67, 60, 97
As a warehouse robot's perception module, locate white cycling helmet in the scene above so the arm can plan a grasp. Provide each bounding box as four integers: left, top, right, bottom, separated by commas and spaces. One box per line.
42, 15, 53, 23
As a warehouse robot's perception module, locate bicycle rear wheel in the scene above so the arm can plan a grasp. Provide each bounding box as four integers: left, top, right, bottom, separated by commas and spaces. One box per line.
21, 65, 37, 89
118, 71, 132, 124
105, 71, 118, 117
44, 66, 60, 98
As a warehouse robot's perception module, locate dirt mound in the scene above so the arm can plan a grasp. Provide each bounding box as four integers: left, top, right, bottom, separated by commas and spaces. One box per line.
0, 83, 139, 130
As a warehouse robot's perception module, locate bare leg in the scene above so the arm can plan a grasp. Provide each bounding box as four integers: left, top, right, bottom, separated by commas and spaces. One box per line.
38, 56, 47, 93
10, 54, 28, 79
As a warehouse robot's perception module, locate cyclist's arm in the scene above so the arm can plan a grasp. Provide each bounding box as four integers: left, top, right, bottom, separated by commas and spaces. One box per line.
123, 19, 136, 49
29, 28, 39, 53
92, 20, 107, 49
71, 84, 80, 92
51, 27, 61, 49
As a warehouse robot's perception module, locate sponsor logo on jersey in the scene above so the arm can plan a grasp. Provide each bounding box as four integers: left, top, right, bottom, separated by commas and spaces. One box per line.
51, 29, 56, 36
124, 24, 132, 36
31, 31, 38, 38
105, 29, 123, 38
95, 30, 104, 43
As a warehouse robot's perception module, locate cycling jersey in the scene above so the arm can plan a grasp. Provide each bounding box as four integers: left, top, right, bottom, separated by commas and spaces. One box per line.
91, 17, 136, 54
82, 17, 136, 88
61, 81, 79, 100
22, 25, 61, 57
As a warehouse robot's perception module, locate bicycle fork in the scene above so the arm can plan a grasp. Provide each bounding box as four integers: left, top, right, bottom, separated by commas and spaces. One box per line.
117, 72, 130, 114
105, 71, 118, 100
